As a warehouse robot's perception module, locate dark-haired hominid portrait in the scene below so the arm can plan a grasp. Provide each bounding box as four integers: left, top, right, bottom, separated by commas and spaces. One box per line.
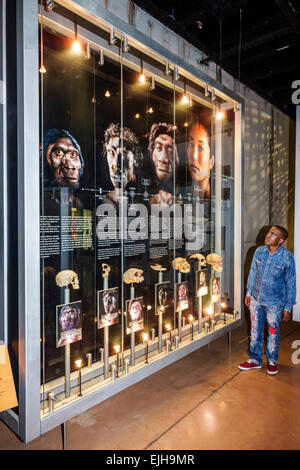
43, 129, 84, 189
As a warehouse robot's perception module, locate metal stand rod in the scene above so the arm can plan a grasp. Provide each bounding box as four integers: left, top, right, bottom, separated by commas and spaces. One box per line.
197, 260, 202, 333
178, 273, 182, 339
158, 313, 163, 353
104, 326, 109, 379
130, 285, 135, 366
198, 295, 202, 333
64, 288, 70, 398
158, 271, 163, 353
103, 277, 109, 379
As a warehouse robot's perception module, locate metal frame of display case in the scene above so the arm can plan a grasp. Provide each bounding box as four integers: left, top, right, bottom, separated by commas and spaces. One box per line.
0, 0, 244, 443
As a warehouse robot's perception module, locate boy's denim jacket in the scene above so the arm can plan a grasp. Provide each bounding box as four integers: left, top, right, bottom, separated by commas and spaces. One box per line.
246, 245, 296, 311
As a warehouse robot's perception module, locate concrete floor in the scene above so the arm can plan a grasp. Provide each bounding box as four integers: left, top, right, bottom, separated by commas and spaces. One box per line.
1, 320, 300, 450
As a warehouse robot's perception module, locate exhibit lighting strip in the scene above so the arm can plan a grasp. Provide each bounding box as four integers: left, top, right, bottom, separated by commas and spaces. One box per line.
55, 0, 238, 106
38, 4, 239, 111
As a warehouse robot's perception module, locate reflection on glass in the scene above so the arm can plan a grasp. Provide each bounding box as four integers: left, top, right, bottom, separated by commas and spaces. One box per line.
39, 6, 237, 414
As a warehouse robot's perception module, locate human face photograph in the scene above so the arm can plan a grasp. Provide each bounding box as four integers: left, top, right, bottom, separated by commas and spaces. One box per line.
152, 134, 177, 185
212, 277, 220, 296
187, 123, 214, 185
176, 281, 189, 312
46, 136, 82, 188
155, 281, 170, 315
126, 297, 144, 333
105, 135, 136, 189
56, 301, 82, 348
97, 287, 119, 329
196, 270, 208, 297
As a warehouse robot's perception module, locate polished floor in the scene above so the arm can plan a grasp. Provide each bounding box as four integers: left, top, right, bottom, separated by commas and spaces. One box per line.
1, 319, 300, 450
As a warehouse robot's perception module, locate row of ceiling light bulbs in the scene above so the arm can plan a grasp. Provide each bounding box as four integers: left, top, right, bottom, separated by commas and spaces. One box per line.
40, 8, 239, 118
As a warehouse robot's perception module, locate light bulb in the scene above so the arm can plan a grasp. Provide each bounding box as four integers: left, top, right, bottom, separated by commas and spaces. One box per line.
142, 333, 149, 342
147, 107, 154, 114
39, 65, 46, 74
72, 40, 82, 54
135, 113, 140, 119
105, 90, 111, 98
165, 323, 171, 331
139, 73, 146, 83
181, 94, 189, 104
216, 111, 224, 120
114, 345, 120, 353
75, 359, 82, 368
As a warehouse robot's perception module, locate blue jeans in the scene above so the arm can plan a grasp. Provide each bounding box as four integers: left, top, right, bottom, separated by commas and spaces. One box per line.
249, 297, 282, 365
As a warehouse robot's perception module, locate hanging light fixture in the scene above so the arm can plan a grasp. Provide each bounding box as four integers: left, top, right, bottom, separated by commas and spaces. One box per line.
165, 61, 171, 76
216, 103, 224, 120
139, 57, 146, 83
216, 110, 224, 120
39, 64, 47, 74
109, 27, 117, 46
149, 76, 155, 91
173, 66, 180, 81
122, 35, 130, 53
72, 15, 81, 53
98, 48, 104, 66
105, 90, 111, 98
45, 0, 55, 11
181, 79, 189, 104
139, 73, 146, 83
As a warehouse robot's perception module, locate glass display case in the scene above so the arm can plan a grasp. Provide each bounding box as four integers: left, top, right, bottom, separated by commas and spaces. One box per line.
0, 0, 242, 442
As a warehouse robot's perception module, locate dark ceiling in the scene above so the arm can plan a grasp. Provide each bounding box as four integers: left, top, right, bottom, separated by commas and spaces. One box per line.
133, 0, 300, 120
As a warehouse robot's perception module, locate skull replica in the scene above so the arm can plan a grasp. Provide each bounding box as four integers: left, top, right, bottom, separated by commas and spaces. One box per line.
189, 253, 206, 267
172, 257, 191, 274
102, 263, 111, 278
206, 253, 223, 273
150, 263, 167, 272
55, 270, 80, 290
123, 268, 144, 284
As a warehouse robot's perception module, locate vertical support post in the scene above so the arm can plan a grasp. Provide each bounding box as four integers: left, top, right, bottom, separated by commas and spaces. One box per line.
130, 285, 135, 366
215, 117, 222, 318
16, 0, 40, 443
64, 288, 70, 398
103, 276, 109, 379
158, 271, 163, 353
0, 0, 7, 345
234, 107, 242, 321
197, 260, 202, 333
198, 296, 202, 334
293, 105, 300, 321
177, 272, 182, 339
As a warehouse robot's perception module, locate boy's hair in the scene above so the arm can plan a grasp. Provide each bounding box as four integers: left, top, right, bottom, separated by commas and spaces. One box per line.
274, 225, 288, 241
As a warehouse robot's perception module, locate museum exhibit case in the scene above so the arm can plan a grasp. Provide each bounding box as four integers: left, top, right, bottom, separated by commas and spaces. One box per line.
0, 0, 243, 442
